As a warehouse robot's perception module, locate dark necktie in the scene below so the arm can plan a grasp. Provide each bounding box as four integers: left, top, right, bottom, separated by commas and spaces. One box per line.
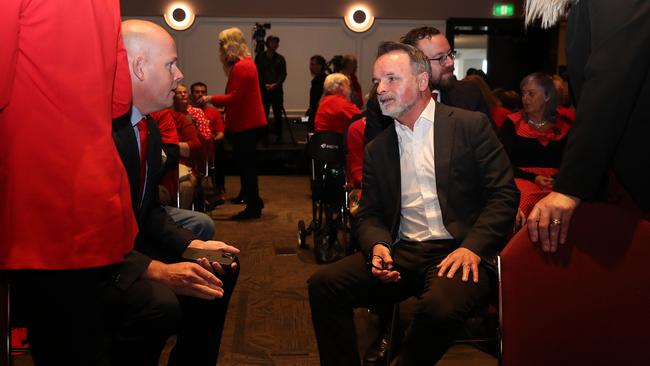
136, 118, 148, 203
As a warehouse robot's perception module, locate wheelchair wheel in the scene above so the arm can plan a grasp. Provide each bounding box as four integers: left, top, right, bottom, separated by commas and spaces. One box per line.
297, 220, 308, 248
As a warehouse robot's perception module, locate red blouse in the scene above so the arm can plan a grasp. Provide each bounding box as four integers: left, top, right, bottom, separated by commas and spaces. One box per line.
346, 118, 366, 188
210, 56, 267, 133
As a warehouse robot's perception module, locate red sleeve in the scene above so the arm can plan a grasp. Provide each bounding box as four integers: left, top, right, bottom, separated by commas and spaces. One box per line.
150, 109, 179, 145
0, 0, 21, 110
344, 101, 362, 121
174, 112, 202, 159
210, 59, 249, 106
346, 118, 366, 188
205, 107, 225, 133
111, 21, 132, 118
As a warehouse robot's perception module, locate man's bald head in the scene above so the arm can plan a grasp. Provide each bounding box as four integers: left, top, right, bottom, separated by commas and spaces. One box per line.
121, 20, 183, 114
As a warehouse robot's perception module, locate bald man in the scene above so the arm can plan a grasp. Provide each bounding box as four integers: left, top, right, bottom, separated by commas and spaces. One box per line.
105, 20, 240, 366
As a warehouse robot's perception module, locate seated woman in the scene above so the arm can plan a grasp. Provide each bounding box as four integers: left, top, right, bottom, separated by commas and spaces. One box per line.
500, 72, 574, 225
314, 73, 361, 135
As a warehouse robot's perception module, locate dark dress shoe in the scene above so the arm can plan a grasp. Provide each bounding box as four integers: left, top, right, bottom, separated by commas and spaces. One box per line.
363, 332, 391, 366
231, 208, 261, 220
230, 197, 247, 204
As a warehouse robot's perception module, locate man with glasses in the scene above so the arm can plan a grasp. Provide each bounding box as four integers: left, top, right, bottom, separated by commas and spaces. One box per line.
365, 26, 491, 143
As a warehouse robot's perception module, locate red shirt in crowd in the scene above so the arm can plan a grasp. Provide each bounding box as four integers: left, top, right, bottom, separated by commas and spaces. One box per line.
346, 118, 366, 189
314, 94, 362, 135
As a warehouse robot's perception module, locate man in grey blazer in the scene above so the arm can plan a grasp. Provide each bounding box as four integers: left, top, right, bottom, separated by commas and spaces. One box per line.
308, 42, 518, 366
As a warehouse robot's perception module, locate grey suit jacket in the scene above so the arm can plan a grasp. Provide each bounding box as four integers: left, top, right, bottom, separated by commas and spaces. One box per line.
356, 103, 518, 265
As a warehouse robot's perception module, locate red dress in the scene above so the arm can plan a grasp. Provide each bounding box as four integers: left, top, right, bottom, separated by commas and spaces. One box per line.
0, 0, 137, 269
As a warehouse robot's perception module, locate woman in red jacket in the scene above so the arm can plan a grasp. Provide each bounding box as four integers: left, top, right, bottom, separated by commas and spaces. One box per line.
204, 27, 267, 220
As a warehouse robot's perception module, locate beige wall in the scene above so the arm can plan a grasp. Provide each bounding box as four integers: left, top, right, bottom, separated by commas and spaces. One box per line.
129, 16, 445, 113
121, 0, 524, 19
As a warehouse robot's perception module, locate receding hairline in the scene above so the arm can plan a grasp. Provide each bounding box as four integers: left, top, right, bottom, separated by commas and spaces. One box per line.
122, 19, 173, 57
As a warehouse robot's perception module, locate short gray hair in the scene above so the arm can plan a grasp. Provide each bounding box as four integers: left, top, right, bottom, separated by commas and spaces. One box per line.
376, 41, 431, 81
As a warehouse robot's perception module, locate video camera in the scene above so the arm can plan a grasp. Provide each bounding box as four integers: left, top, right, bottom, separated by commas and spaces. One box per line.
252, 22, 271, 57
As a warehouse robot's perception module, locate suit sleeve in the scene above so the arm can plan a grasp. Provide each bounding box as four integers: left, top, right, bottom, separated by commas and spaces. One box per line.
461, 114, 519, 258
555, 0, 650, 199
0, 0, 21, 110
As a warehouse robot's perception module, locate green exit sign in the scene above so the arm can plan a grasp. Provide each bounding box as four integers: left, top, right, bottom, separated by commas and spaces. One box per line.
493, 4, 515, 17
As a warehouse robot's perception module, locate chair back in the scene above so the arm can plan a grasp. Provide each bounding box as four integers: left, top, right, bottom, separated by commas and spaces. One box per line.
499, 203, 650, 366
307, 131, 344, 163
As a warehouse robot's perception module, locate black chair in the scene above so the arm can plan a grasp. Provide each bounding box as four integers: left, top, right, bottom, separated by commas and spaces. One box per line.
297, 131, 350, 263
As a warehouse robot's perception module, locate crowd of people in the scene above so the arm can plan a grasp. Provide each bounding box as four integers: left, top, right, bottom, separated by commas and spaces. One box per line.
2, 0, 647, 365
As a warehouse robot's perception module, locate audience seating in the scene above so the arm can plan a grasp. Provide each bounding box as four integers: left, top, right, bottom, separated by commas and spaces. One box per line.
499, 202, 650, 366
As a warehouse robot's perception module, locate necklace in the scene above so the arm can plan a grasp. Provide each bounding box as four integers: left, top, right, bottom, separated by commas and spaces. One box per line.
527, 118, 548, 129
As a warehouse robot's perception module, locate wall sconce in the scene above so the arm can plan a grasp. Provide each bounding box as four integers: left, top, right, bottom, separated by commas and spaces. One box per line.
344, 4, 374, 33
163, 2, 195, 31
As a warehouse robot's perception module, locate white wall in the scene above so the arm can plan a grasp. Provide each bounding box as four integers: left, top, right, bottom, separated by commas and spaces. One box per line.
128, 16, 445, 114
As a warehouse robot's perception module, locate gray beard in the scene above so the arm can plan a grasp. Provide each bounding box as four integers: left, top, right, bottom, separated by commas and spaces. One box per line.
524, 0, 578, 28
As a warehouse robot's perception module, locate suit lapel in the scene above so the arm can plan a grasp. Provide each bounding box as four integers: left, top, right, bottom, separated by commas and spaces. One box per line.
112, 111, 140, 215
434, 103, 455, 217
385, 127, 402, 234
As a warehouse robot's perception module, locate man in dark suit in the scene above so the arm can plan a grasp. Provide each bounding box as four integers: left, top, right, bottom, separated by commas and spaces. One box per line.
364, 26, 491, 145
525, 0, 650, 251
105, 20, 240, 366
308, 42, 518, 366
361, 26, 495, 365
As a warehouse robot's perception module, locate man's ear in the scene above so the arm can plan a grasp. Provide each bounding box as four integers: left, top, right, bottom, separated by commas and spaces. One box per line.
132, 55, 145, 82
417, 72, 429, 92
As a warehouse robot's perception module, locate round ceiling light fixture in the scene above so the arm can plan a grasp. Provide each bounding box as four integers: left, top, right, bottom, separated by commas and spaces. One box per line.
164, 2, 195, 31
344, 4, 374, 33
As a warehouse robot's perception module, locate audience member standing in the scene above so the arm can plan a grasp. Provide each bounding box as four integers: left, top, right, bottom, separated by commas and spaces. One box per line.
191, 82, 226, 205
0, 1, 138, 364
525, 0, 650, 251
306, 55, 329, 131
341, 54, 364, 109
255, 35, 287, 142
204, 27, 267, 220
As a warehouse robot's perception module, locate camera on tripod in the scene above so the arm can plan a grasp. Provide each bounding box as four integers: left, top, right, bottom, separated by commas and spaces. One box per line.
252, 22, 271, 57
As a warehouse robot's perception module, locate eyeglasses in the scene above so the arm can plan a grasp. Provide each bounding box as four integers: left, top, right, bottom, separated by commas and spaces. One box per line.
428, 50, 457, 66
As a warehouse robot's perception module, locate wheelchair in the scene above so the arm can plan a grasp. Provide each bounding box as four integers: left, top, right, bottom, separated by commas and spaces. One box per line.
297, 131, 351, 263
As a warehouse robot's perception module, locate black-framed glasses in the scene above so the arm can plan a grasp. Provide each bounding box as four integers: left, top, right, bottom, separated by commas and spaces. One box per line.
428, 50, 457, 66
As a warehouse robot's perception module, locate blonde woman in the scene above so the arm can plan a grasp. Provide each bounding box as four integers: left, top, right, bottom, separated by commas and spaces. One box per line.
203, 27, 267, 220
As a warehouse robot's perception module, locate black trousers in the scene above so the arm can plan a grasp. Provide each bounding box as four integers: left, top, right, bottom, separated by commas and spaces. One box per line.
262, 87, 284, 137
211, 139, 226, 193
104, 264, 239, 366
229, 127, 264, 208
308, 241, 494, 366
10, 266, 118, 366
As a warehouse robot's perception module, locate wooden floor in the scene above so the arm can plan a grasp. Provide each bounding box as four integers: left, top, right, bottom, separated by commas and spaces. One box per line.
13, 175, 496, 366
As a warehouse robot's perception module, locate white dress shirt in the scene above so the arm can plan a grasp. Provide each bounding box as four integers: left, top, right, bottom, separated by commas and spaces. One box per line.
394, 99, 453, 242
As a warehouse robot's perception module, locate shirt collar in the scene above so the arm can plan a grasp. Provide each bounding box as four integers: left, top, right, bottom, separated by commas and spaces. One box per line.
394, 98, 437, 133
130, 106, 144, 127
